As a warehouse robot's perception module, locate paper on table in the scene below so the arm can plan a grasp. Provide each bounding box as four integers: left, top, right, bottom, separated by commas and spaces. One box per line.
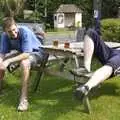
70, 42, 83, 49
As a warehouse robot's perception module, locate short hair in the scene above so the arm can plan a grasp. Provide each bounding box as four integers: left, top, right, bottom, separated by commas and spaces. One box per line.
2, 17, 16, 31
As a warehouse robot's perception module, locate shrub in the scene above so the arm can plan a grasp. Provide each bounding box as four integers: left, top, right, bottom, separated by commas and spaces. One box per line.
101, 18, 120, 42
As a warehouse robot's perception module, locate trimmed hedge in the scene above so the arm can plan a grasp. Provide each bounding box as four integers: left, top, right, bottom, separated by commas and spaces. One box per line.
101, 18, 120, 42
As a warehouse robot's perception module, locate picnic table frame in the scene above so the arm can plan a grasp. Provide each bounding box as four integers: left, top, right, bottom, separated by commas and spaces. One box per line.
32, 42, 86, 90
39, 42, 93, 114
41, 42, 84, 79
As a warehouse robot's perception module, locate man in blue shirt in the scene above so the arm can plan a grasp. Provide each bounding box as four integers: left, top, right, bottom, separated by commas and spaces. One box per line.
0, 17, 47, 111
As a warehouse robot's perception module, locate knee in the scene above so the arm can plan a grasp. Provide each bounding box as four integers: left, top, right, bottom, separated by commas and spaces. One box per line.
0, 60, 4, 70
85, 28, 100, 43
20, 59, 31, 69
0, 58, 3, 64
86, 28, 98, 37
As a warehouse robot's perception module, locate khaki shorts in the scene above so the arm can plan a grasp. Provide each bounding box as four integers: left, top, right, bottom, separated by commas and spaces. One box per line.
4, 50, 44, 67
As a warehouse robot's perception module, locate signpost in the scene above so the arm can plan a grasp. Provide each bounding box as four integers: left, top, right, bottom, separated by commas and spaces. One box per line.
93, 0, 102, 35
118, 7, 120, 18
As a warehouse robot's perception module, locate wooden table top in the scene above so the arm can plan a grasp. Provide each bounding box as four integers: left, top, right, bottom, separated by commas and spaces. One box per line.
41, 42, 84, 56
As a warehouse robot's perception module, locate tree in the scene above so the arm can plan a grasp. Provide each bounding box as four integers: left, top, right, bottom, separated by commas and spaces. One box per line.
102, 0, 120, 18
0, 0, 25, 17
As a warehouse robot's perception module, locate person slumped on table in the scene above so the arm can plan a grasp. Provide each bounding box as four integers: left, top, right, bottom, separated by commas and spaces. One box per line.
75, 28, 120, 100
0, 17, 47, 111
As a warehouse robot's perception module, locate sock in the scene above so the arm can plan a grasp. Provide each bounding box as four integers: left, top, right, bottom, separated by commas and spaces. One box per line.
76, 85, 89, 95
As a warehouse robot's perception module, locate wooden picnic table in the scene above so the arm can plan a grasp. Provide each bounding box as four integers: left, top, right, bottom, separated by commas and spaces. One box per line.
42, 41, 120, 58
42, 42, 84, 56
39, 41, 120, 114
42, 42, 84, 66
40, 41, 120, 88
41, 42, 84, 80
41, 42, 92, 113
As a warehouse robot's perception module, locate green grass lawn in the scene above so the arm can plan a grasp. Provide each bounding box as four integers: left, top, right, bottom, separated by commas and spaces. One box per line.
46, 28, 75, 36
1, 60, 120, 120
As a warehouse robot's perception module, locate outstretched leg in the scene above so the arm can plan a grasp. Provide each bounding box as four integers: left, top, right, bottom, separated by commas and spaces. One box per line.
75, 28, 113, 100
84, 28, 111, 72
84, 65, 112, 91
75, 65, 113, 101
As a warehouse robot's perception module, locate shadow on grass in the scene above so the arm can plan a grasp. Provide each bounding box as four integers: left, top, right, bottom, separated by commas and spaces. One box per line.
1, 71, 120, 119
89, 79, 120, 101
29, 75, 89, 118
30, 75, 120, 119
0, 81, 21, 108
0, 72, 85, 118
0, 70, 24, 109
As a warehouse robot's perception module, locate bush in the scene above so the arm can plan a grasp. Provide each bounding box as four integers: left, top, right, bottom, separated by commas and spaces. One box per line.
101, 18, 120, 42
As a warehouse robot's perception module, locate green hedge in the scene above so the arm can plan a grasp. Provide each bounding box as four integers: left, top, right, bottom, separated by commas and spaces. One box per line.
101, 18, 120, 42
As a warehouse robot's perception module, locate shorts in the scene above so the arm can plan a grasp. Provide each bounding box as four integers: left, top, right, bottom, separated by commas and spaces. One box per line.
29, 51, 47, 67
25, 48, 48, 67
86, 28, 120, 75
5, 48, 48, 68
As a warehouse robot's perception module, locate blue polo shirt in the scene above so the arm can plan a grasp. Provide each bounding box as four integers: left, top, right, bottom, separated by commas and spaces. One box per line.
0, 26, 43, 54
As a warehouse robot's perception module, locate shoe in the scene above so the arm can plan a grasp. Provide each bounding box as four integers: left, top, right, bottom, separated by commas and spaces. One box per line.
74, 85, 89, 101
17, 99, 28, 111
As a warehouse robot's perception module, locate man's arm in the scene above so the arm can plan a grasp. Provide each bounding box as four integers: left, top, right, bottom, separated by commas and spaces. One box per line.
2, 53, 30, 69
7, 52, 30, 63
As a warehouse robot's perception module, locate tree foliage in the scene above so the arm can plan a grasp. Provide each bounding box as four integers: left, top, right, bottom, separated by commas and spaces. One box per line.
102, 0, 120, 18
0, 0, 26, 17
0, 0, 119, 28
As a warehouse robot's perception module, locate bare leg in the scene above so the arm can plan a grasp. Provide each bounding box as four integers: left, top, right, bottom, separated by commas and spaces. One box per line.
20, 59, 30, 100
84, 35, 94, 72
75, 29, 113, 100
75, 65, 113, 100
85, 65, 113, 90
18, 59, 31, 111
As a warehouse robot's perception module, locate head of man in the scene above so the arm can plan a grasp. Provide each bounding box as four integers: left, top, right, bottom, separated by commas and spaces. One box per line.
2, 17, 18, 39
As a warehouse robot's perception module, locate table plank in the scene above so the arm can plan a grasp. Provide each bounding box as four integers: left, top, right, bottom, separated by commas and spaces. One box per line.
41, 42, 84, 56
